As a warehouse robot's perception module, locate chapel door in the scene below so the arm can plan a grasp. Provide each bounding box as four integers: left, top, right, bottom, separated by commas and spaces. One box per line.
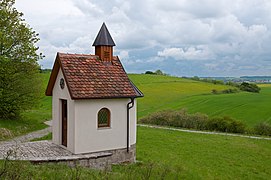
61, 99, 67, 147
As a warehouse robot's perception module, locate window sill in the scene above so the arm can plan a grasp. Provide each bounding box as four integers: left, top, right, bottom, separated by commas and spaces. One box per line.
97, 127, 111, 130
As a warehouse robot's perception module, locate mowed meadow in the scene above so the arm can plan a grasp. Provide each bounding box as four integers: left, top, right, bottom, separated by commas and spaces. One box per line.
129, 74, 271, 127
2, 73, 269, 140
1, 72, 271, 179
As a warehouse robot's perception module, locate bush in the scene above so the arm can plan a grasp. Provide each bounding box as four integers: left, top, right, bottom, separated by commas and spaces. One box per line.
211, 79, 224, 85
239, 82, 261, 93
206, 116, 246, 133
212, 89, 218, 94
141, 110, 271, 136
222, 89, 238, 94
145, 70, 166, 76
212, 89, 239, 94
145, 71, 155, 75
169, 110, 208, 130
254, 122, 271, 136
191, 76, 200, 81
226, 81, 240, 88
140, 110, 246, 134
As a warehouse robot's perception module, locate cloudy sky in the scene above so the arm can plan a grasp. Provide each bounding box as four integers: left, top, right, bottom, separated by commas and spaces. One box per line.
15, 0, 271, 77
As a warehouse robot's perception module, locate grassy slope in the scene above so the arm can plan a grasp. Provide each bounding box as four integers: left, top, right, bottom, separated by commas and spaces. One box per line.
129, 74, 271, 127
0, 73, 51, 140
129, 74, 229, 117
174, 85, 271, 126
2, 127, 270, 179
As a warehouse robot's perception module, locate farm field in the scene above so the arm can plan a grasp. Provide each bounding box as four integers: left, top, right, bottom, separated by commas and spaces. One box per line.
129, 74, 230, 118
129, 74, 271, 127
1, 73, 271, 140
170, 85, 271, 127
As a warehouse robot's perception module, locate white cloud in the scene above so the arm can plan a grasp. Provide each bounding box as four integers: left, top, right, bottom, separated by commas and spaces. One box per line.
72, 0, 103, 16
205, 63, 219, 70
158, 46, 214, 60
14, 0, 271, 76
118, 50, 129, 59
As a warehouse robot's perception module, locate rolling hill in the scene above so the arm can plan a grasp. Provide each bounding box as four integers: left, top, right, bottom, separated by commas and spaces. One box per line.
2, 72, 268, 139
1, 73, 271, 179
129, 74, 271, 127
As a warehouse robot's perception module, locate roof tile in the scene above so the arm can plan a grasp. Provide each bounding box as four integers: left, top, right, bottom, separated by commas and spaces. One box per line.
49, 52, 142, 99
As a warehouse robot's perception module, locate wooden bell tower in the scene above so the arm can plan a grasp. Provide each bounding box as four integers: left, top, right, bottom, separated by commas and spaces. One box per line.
93, 23, 116, 61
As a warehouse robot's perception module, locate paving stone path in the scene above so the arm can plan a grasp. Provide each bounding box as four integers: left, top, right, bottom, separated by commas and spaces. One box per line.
0, 121, 111, 164
0, 121, 56, 160
0, 140, 112, 168
0, 140, 71, 160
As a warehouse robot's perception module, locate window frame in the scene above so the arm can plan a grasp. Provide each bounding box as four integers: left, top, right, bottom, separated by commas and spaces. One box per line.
97, 108, 111, 128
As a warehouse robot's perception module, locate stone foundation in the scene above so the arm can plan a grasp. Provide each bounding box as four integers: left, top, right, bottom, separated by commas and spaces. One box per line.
32, 152, 113, 170
103, 144, 136, 164
42, 144, 136, 170
0, 141, 136, 170
32, 144, 136, 170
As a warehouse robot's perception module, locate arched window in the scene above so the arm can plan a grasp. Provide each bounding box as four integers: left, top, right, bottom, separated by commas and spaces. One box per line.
98, 108, 110, 128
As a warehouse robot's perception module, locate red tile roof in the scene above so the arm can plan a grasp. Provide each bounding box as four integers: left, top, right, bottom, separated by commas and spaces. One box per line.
45, 53, 143, 99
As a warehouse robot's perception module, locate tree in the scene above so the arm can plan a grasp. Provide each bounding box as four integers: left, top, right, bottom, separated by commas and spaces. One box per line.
239, 82, 261, 93
155, 69, 163, 75
191, 76, 200, 81
0, 0, 43, 119
145, 71, 155, 75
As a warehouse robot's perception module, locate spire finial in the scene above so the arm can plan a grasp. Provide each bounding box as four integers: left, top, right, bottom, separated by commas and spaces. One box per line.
92, 23, 116, 46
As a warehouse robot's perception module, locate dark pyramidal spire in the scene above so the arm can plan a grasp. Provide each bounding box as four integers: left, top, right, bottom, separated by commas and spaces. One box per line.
92, 23, 116, 46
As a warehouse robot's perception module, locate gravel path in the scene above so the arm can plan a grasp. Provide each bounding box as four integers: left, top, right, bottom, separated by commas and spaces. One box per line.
138, 124, 271, 140
0, 121, 52, 145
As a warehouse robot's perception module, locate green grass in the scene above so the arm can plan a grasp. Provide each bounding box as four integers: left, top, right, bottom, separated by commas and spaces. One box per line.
136, 126, 271, 179
1, 73, 271, 178
129, 74, 230, 118
0, 73, 52, 141
172, 86, 271, 127
1, 73, 270, 140
1, 126, 271, 179
129, 74, 271, 127
31, 132, 52, 142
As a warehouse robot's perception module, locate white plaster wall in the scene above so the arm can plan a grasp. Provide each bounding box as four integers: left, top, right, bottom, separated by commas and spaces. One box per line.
74, 98, 137, 154
52, 69, 75, 152
130, 99, 137, 145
